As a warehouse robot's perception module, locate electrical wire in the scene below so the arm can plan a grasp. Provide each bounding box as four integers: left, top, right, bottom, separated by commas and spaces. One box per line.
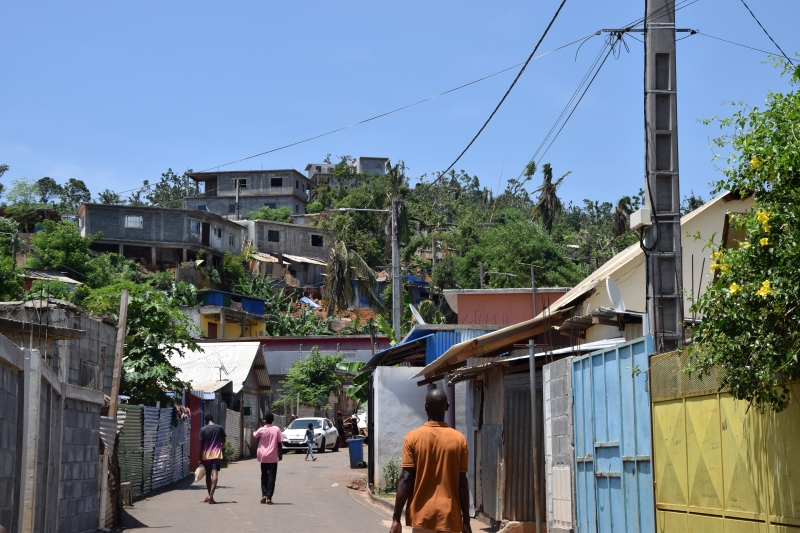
737, 0, 794, 65
411, 0, 571, 197
698, 32, 792, 58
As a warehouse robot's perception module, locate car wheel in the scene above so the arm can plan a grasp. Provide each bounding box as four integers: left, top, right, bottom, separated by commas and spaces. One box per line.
332, 437, 340, 452
318, 438, 326, 453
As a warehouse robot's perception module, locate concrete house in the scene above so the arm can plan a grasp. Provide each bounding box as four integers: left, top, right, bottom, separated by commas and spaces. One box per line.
305, 157, 389, 188
181, 289, 267, 339
185, 170, 311, 217
242, 219, 332, 262
78, 203, 246, 268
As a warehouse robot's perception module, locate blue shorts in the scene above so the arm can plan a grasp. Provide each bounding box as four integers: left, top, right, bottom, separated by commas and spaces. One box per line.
202, 459, 221, 471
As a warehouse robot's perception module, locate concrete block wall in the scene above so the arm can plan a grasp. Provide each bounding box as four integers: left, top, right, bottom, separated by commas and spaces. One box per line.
246, 220, 332, 261
58, 398, 101, 533
0, 358, 22, 532
543, 357, 576, 533
186, 195, 306, 218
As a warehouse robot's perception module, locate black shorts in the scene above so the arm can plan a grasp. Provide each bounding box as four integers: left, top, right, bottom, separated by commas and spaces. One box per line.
202, 459, 221, 471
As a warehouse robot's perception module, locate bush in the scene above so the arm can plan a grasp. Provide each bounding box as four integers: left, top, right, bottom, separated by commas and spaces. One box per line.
245, 205, 292, 223
222, 438, 238, 463
381, 458, 401, 493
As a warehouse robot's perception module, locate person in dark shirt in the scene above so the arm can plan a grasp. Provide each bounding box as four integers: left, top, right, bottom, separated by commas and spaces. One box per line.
199, 414, 227, 504
335, 411, 345, 447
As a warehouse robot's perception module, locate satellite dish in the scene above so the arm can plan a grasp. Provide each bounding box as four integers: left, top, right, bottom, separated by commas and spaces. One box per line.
409, 304, 426, 325
606, 277, 627, 313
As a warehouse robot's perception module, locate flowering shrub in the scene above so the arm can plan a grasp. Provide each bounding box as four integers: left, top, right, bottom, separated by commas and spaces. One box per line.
688, 60, 800, 412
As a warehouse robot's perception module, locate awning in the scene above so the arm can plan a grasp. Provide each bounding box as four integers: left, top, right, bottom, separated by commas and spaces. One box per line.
411, 311, 564, 380
283, 254, 327, 266
361, 334, 433, 371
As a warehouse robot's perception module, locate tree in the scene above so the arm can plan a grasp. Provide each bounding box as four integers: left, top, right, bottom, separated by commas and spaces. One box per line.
97, 189, 122, 205
323, 241, 381, 316
611, 196, 636, 238
5, 178, 43, 232
0, 163, 8, 198
82, 281, 200, 405
36, 177, 63, 205
0, 257, 21, 300
280, 347, 344, 405
128, 181, 150, 206
680, 190, 705, 215
147, 168, 194, 208
60, 178, 91, 212
532, 163, 571, 233
24, 279, 71, 302
687, 60, 800, 412
28, 220, 100, 280
245, 205, 292, 222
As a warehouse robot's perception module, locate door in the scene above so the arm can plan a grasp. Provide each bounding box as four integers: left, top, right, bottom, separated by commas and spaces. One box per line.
201, 222, 210, 246
207, 322, 218, 339
324, 419, 337, 445
572, 336, 655, 533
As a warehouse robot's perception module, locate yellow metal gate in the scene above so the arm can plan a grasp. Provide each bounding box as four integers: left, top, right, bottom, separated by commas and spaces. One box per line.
650, 351, 800, 531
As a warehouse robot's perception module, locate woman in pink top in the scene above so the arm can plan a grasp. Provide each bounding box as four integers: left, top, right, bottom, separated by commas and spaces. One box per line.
253, 413, 283, 504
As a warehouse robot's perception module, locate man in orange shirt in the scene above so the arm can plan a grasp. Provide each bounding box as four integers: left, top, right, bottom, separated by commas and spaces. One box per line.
391, 388, 471, 533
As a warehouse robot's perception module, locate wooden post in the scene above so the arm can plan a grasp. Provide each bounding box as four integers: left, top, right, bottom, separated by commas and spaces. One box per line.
109, 290, 129, 419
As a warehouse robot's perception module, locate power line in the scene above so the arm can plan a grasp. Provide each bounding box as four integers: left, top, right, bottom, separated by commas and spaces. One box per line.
699, 32, 793, 59
737, 0, 794, 65
417, 0, 571, 194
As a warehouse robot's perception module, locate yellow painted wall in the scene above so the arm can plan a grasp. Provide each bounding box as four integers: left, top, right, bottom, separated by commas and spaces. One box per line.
652, 383, 800, 531
199, 314, 265, 339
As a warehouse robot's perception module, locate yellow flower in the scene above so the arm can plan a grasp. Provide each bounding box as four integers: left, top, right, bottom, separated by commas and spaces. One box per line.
757, 210, 770, 225
710, 251, 724, 260
720, 264, 730, 273
729, 283, 741, 295
760, 237, 769, 247
755, 280, 772, 298
751, 156, 761, 170
710, 263, 719, 272
763, 223, 771, 232
739, 241, 751, 249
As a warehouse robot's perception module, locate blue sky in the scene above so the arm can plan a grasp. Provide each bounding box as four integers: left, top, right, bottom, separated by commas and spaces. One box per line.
1, 1, 796, 207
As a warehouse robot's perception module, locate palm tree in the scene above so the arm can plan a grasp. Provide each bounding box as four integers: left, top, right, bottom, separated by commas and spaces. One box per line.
324, 241, 382, 316
532, 163, 571, 233
612, 196, 636, 238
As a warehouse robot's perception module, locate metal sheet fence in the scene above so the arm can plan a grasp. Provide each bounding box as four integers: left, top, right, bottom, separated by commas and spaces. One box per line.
572, 336, 655, 533
117, 405, 191, 497
651, 350, 800, 530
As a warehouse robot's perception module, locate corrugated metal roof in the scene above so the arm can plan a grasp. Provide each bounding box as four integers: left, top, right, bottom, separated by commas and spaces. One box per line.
169, 342, 270, 394
283, 254, 327, 266
188, 379, 231, 393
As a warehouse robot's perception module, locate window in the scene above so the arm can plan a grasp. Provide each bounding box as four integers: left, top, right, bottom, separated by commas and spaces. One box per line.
267, 230, 280, 242
79, 360, 99, 389
197, 205, 207, 212
295, 205, 299, 213
271, 177, 283, 187
190, 220, 201, 233
311, 234, 323, 247
315, 165, 321, 172
214, 227, 222, 238
237, 179, 247, 189
229, 204, 236, 214
296, 180, 299, 189
229, 234, 235, 247
125, 215, 143, 229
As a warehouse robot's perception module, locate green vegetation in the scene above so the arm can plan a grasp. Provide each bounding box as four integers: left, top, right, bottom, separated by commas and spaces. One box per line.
381, 458, 401, 493
687, 60, 800, 412
280, 347, 345, 406
245, 205, 292, 222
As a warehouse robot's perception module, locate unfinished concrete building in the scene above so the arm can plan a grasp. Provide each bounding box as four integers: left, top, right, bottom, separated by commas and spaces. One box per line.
184, 170, 311, 218
242, 219, 332, 262
305, 157, 389, 188
78, 203, 246, 268
0, 299, 117, 396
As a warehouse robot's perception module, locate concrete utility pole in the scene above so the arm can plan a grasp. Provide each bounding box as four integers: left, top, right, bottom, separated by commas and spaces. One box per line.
109, 289, 129, 419
644, 0, 684, 352
235, 179, 241, 221
391, 198, 402, 338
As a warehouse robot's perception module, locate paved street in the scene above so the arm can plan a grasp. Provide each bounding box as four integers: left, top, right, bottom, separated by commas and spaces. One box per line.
120, 446, 491, 533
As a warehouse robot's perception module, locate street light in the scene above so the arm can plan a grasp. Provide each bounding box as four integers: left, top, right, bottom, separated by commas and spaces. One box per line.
337, 199, 402, 337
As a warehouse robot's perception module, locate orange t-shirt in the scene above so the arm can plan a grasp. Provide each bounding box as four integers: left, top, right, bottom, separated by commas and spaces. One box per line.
401, 421, 469, 533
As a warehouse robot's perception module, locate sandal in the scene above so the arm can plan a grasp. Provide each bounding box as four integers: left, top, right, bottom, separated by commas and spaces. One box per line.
261, 497, 267, 504
208, 498, 217, 504
266, 499, 273, 505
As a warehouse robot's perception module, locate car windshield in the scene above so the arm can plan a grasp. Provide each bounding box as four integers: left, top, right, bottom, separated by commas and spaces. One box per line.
288, 419, 321, 430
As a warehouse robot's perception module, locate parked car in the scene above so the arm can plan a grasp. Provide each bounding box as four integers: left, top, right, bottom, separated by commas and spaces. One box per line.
281, 417, 340, 453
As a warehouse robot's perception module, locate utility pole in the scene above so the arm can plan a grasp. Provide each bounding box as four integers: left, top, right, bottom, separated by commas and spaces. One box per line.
643, 0, 684, 352
391, 198, 402, 338
235, 179, 241, 221
108, 289, 129, 419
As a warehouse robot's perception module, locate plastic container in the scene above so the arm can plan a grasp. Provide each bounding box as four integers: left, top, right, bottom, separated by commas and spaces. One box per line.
346, 438, 364, 468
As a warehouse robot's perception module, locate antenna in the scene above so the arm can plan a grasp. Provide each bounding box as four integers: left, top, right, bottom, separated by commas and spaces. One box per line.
606, 277, 627, 313
409, 304, 426, 325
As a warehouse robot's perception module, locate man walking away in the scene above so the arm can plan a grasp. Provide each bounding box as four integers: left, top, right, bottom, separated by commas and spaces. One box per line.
390, 389, 471, 533
199, 414, 227, 504
253, 413, 283, 504
304, 422, 317, 461
335, 411, 346, 447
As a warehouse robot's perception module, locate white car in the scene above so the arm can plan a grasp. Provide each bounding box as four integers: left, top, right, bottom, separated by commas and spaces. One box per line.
281, 417, 340, 453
